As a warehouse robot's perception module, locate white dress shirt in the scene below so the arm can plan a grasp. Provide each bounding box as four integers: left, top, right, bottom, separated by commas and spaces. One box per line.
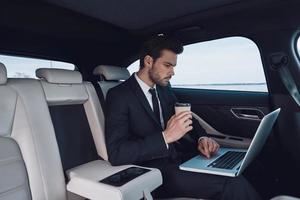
134, 73, 169, 148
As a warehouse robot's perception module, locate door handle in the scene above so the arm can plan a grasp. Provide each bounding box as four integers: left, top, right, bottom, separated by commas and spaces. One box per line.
238, 113, 260, 120
231, 108, 264, 121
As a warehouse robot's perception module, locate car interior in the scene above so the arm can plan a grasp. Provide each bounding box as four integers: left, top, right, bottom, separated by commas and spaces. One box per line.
1, 0, 300, 200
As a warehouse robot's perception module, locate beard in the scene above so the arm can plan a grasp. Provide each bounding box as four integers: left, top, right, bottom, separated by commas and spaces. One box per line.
149, 69, 171, 87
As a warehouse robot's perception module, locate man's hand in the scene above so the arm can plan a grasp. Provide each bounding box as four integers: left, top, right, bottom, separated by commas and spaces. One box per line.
198, 137, 219, 158
163, 111, 193, 144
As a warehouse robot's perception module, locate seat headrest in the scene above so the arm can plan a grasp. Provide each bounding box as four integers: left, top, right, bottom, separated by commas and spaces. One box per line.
36, 68, 82, 84
93, 65, 130, 81
0, 62, 7, 85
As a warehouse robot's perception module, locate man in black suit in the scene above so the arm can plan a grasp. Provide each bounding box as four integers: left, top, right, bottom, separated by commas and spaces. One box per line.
105, 35, 261, 199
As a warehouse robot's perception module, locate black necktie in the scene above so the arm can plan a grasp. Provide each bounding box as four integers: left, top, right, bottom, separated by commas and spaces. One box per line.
149, 88, 161, 124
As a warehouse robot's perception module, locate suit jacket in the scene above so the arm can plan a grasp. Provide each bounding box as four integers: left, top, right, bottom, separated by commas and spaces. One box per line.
105, 75, 206, 166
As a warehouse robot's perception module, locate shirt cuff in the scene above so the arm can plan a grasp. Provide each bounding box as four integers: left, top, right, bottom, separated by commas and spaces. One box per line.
162, 131, 169, 149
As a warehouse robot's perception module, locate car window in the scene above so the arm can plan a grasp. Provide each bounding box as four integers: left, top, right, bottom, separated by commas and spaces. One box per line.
128, 37, 268, 92
0, 54, 75, 78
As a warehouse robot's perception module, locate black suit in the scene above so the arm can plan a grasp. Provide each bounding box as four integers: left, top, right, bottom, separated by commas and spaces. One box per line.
105, 75, 261, 200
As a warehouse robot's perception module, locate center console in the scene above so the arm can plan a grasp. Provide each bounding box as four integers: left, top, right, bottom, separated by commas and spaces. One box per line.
66, 160, 162, 200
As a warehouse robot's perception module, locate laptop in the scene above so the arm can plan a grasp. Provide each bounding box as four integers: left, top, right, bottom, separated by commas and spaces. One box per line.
179, 108, 281, 177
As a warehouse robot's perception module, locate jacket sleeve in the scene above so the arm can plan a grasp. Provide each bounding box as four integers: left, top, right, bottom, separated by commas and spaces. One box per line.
105, 89, 169, 166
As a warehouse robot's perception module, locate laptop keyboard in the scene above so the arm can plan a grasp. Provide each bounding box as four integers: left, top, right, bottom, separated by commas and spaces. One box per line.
207, 151, 246, 170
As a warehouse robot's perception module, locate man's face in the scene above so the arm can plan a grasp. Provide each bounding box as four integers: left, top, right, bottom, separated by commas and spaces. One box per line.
148, 49, 177, 86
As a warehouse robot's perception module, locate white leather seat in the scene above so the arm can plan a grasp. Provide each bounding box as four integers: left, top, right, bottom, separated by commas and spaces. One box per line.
93, 65, 130, 99
0, 137, 31, 200
0, 63, 67, 200
0, 63, 32, 200
36, 68, 108, 161
36, 68, 162, 200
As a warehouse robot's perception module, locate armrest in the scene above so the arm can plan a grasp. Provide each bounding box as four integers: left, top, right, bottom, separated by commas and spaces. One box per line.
66, 160, 162, 200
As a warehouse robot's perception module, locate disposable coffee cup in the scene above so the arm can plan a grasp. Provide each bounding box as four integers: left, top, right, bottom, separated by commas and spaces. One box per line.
175, 102, 191, 115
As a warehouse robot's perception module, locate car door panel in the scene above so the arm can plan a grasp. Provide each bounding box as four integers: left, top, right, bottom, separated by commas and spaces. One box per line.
173, 88, 270, 142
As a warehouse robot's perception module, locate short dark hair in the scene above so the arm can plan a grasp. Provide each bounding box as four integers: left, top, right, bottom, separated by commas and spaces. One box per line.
139, 35, 183, 68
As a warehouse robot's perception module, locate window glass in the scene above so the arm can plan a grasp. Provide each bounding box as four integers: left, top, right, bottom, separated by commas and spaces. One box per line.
0, 55, 75, 78
128, 37, 267, 92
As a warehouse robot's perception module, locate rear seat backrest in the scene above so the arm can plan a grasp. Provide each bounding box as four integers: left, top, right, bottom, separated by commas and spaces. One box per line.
93, 65, 130, 99
8, 78, 67, 200
0, 63, 31, 200
0, 137, 31, 200
36, 68, 108, 167
36, 68, 164, 200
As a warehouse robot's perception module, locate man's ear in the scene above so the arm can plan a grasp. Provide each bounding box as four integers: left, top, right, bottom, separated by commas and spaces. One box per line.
144, 55, 153, 69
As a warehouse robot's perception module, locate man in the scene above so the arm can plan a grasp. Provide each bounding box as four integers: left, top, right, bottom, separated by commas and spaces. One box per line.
105, 35, 261, 199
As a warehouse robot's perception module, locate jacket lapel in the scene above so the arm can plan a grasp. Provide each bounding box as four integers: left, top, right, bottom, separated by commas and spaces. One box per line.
128, 75, 163, 130
156, 86, 169, 128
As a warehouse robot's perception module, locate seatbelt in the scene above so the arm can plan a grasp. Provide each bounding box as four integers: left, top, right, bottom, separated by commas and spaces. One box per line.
270, 52, 300, 107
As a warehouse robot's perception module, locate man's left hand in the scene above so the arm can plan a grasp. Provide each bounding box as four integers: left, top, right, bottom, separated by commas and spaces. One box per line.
198, 137, 219, 158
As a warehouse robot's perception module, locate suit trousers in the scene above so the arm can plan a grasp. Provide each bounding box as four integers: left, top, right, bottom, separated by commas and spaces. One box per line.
148, 156, 262, 200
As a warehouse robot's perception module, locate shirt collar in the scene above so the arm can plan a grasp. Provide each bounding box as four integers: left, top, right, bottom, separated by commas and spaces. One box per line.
134, 72, 156, 94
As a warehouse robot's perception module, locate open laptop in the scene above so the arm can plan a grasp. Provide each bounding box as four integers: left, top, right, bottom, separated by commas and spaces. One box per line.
179, 108, 281, 177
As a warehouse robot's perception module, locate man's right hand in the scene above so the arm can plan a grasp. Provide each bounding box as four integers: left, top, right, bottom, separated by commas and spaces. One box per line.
163, 111, 193, 144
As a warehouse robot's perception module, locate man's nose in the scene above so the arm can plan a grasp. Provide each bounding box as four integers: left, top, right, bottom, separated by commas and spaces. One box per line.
170, 67, 175, 76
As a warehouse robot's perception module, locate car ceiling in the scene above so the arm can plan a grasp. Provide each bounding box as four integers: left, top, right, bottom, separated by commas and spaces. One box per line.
0, 0, 300, 74
44, 0, 246, 30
